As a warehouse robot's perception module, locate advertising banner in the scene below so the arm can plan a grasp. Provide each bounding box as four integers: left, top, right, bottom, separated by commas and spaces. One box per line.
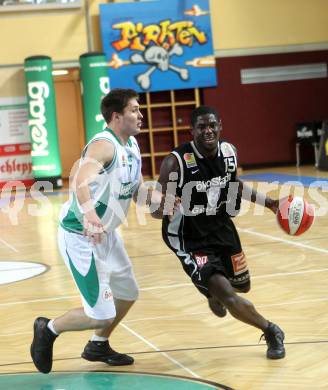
24, 55, 62, 188
99, 0, 217, 93
0, 97, 34, 188
79, 52, 110, 142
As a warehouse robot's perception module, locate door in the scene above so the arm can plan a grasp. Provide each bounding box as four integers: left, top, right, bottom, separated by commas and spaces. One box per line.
54, 69, 85, 179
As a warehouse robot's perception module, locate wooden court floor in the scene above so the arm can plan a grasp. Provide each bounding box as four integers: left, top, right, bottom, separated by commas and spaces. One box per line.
0, 166, 327, 390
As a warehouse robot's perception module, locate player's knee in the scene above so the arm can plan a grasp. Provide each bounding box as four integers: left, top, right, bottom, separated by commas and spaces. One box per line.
117, 276, 139, 301
132, 287, 139, 301
208, 297, 227, 317
223, 295, 238, 310
91, 317, 114, 329
125, 286, 139, 301
220, 294, 239, 310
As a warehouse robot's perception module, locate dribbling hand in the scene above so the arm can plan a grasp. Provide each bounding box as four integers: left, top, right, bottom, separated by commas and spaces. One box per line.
83, 211, 104, 244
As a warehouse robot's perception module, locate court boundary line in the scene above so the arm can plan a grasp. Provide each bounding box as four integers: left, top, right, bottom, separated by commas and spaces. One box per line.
0, 370, 228, 389
0, 238, 19, 253
0, 262, 49, 286
237, 227, 328, 254
120, 323, 201, 378
0, 339, 327, 369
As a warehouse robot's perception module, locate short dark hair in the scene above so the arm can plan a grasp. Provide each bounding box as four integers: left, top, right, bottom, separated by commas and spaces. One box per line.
101, 88, 139, 123
191, 106, 220, 127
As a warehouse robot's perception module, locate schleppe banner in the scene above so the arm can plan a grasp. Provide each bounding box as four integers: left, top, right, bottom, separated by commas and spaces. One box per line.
0, 97, 34, 188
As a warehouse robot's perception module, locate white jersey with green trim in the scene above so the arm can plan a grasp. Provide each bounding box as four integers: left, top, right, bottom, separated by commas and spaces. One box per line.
59, 129, 142, 233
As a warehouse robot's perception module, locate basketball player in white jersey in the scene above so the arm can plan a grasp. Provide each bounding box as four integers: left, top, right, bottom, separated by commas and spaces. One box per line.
30, 89, 157, 374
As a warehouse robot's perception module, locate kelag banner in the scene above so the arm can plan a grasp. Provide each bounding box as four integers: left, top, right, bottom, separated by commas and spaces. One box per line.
24, 55, 62, 188
79, 52, 110, 142
99, 0, 217, 92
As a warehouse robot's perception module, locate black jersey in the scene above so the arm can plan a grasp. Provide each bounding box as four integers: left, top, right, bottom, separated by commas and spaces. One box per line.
162, 140, 242, 252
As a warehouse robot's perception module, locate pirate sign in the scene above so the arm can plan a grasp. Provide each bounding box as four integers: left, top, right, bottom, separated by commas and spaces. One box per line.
130, 43, 188, 90
100, 0, 217, 92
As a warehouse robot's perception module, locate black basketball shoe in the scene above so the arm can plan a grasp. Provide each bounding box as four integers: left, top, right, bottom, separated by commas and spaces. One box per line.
81, 340, 134, 366
262, 322, 286, 359
30, 317, 58, 373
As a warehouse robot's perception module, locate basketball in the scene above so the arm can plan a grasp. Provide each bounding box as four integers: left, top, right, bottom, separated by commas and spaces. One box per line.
276, 195, 315, 236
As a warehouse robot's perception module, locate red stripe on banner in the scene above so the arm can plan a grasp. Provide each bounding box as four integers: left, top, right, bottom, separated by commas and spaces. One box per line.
0, 143, 31, 156
0, 179, 35, 190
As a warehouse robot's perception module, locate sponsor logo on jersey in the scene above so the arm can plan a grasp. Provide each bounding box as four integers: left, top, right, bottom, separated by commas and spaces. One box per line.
193, 253, 208, 268
127, 154, 133, 171
119, 181, 134, 199
229, 274, 250, 284
122, 154, 133, 171
195, 173, 231, 191
231, 252, 248, 276
121, 154, 128, 167
102, 289, 113, 301
190, 202, 226, 216
183, 152, 197, 168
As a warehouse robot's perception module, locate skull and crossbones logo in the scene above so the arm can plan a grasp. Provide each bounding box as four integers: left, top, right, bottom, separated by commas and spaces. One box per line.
130, 43, 189, 90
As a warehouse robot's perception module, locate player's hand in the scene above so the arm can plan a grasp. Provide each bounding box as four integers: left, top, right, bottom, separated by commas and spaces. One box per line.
266, 198, 279, 214
173, 195, 181, 212
149, 188, 163, 206
148, 189, 180, 214
83, 211, 104, 244
167, 195, 181, 221
275, 196, 294, 215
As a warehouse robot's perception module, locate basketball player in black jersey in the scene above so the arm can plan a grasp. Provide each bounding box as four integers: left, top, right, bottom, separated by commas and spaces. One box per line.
152, 106, 285, 360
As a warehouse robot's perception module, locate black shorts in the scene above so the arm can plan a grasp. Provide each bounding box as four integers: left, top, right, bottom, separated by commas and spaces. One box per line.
164, 241, 250, 297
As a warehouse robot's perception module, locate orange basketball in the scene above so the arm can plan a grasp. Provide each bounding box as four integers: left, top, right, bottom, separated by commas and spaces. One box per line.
276, 195, 315, 236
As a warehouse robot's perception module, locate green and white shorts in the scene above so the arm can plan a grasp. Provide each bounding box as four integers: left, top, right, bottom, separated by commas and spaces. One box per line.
58, 226, 139, 320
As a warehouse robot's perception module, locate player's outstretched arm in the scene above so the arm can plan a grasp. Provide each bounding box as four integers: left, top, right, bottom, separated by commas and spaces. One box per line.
133, 176, 164, 211
151, 154, 180, 219
231, 144, 278, 214
237, 179, 279, 214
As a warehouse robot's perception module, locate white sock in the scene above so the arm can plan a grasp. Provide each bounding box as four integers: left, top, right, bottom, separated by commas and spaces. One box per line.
47, 319, 59, 336
91, 335, 108, 342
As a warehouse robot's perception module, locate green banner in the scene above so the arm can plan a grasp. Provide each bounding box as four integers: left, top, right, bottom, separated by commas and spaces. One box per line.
79, 52, 110, 142
24, 55, 62, 188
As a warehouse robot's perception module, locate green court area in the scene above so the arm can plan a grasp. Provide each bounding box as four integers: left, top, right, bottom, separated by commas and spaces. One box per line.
0, 372, 231, 390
